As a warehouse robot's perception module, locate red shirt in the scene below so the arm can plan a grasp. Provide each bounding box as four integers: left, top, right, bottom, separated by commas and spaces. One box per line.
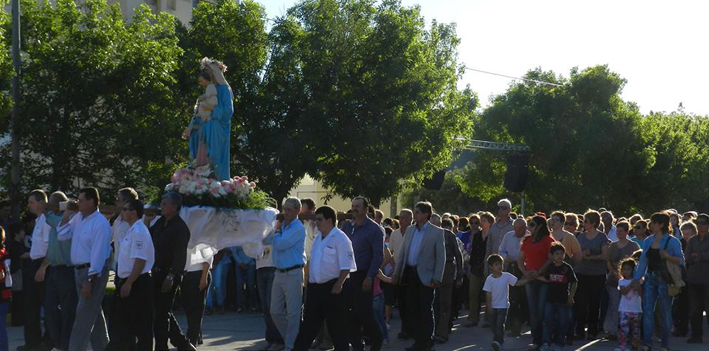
520, 236, 556, 271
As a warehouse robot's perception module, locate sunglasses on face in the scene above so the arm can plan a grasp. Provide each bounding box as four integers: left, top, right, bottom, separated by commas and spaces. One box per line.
470, 222, 480, 225
634, 226, 643, 230
498, 207, 509, 210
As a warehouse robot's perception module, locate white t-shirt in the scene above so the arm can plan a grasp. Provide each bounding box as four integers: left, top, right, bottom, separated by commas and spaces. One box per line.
256, 245, 275, 269
618, 278, 642, 313
308, 227, 357, 284
29, 214, 50, 260
117, 221, 155, 279
185, 245, 215, 272
483, 272, 518, 309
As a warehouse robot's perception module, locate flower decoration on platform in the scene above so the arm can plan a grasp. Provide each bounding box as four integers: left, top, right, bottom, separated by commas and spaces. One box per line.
163, 165, 270, 209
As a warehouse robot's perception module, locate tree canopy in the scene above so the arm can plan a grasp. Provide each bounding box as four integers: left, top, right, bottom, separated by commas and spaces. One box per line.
458, 65, 709, 215
290, 0, 475, 206
5, 0, 184, 198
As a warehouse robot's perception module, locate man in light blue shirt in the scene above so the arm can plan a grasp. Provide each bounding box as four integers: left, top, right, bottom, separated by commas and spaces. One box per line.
407, 222, 427, 266
265, 197, 306, 351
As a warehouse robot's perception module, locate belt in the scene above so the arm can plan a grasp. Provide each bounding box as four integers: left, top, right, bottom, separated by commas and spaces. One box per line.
277, 265, 304, 273
116, 272, 151, 284
74, 263, 90, 270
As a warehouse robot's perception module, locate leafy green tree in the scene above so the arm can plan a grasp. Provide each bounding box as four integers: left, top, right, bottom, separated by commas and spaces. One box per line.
231, 16, 315, 207
461, 65, 654, 215
0, 6, 11, 122
7, 0, 184, 197
289, 0, 474, 206
639, 112, 709, 212
399, 166, 490, 215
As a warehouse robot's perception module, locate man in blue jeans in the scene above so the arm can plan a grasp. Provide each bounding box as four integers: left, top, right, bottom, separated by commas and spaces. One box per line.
206, 249, 232, 315
233, 246, 258, 312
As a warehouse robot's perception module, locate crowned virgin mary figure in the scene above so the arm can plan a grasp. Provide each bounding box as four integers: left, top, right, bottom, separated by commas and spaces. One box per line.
186, 58, 234, 180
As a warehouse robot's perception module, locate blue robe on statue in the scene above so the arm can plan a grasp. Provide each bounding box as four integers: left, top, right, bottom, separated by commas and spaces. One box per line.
189, 84, 234, 180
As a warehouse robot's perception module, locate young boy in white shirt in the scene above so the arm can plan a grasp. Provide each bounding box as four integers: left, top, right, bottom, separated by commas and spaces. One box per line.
484, 254, 528, 351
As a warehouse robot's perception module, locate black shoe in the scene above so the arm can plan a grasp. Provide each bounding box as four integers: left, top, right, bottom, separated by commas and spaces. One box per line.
687, 336, 703, 343
177, 342, 197, 351
673, 329, 687, 337
398, 332, 411, 340
405, 346, 420, 351
566, 335, 574, 345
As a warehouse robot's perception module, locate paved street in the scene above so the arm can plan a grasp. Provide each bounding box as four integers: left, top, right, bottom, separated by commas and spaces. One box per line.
6, 308, 706, 351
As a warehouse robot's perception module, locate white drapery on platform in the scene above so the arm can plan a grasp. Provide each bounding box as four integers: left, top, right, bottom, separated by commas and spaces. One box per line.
179, 206, 278, 265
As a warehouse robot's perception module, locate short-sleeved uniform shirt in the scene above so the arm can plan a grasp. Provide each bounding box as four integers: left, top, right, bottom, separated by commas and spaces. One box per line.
482, 272, 518, 309
546, 261, 577, 304
308, 227, 357, 284
117, 221, 155, 279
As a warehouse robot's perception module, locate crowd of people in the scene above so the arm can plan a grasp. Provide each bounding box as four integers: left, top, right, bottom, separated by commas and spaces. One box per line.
1, 191, 709, 351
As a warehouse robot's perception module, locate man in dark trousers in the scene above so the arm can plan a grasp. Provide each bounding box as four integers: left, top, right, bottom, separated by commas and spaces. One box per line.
391, 202, 446, 351
22, 190, 53, 351
145, 192, 196, 351
341, 197, 384, 351
105, 199, 155, 351
293, 206, 357, 351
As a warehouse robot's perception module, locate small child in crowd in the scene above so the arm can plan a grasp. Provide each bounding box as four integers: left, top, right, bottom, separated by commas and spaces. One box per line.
540, 242, 578, 351
617, 258, 642, 351
483, 254, 528, 351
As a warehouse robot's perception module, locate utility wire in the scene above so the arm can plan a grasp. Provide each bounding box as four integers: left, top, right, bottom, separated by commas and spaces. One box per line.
464, 67, 563, 87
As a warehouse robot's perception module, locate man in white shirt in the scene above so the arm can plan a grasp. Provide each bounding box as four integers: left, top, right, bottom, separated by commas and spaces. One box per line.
23, 189, 52, 351
105, 199, 155, 351
389, 209, 412, 339
57, 187, 113, 351
292, 206, 356, 351
110, 187, 139, 272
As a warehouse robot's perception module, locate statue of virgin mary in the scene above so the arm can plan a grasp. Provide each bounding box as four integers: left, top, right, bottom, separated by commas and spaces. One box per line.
187, 58, 234, 180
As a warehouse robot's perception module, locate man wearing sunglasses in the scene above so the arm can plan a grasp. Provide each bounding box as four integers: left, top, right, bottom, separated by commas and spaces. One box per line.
486, 199, 514, 275
106, 199, 155, 351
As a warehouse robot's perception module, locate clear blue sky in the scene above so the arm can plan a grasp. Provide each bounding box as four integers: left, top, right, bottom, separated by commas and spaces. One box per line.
258, 0, 709, 115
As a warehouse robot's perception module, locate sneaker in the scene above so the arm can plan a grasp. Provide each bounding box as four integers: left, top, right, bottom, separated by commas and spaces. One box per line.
540, 344, 552, 351
527, 344, 541, 351
270, 344, 285, 351
492, 341, 501, 351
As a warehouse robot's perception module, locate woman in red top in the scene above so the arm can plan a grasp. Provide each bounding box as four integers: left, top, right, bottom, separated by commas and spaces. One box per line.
0, 227, 11, 351
518, 215, 556, 349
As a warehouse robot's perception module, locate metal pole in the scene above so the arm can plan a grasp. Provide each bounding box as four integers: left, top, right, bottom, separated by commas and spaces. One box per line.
10, 0, 21, 219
